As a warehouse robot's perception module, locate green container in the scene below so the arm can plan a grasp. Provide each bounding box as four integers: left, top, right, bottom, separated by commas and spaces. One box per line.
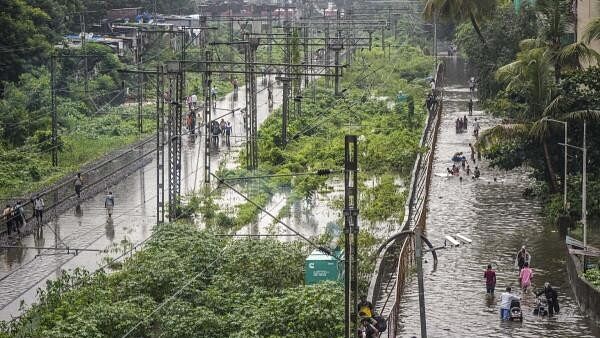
304, 249, 343, 285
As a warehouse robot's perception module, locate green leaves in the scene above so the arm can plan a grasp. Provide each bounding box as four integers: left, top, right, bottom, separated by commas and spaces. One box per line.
2, 223, 344, 337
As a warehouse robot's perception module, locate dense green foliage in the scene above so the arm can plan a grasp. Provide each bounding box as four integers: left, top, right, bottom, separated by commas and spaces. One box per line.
456, 4, 538, 100
584, 268, 600, 289
0, 222, 344, 337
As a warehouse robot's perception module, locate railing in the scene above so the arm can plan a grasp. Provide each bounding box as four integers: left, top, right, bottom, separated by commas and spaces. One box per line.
368, 62, 445, 336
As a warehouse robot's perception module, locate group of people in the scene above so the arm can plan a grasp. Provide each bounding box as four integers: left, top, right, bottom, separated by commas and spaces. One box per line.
2, 195, 45, 238
455, 115, 468, 133
210, 119, 232, 147
447, 43, 458, 56
485, 246, 560, 321
448, 152, 480, 180
3, 201, 27, 237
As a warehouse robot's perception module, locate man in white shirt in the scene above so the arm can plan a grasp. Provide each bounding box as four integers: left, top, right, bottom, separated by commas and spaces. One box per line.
500, 287, 520, 320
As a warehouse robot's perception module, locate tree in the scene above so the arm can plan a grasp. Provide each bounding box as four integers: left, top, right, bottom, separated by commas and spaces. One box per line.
456, 3, 538, 99
423, 0, 496, 44
526, 0, 600, 83
480, 46, 559, 191
0, 0, 51, 91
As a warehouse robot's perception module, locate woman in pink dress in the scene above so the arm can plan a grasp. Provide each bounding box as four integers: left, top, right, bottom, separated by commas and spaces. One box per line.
519, 262, 534, 292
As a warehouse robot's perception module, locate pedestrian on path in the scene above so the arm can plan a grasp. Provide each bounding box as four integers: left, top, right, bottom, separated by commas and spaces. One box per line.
473, 167, 481, 179
473, 118, 480, 138
515, 246, 531, 270
211, 87, 217, 108
484, 264, 497, 295
468, 98, 473, 115
32, 195, 44, 226
14, 201, 25, 233
519, 262, 534, 292
104, 191, 115, 218
500, 287, 520, 320
469, 143, 476, 162
3, 205, 12, 236
219, 119, 227, 145
74, 173, 83, 199
191, 94, 198, 109
225, 121, 232, 147
536, 282, 560, 316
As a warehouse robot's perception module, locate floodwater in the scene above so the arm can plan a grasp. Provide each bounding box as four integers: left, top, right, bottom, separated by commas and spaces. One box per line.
396, 58, 600, 337
0, 78, 289, 320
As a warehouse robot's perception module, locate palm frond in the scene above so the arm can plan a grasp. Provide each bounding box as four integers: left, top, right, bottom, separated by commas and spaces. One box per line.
530, 118, 552, 141
543, 95, 564, 116
477, 123, 530, 149
582, 17, 600, 43
557, 42, 600, 68
562, 110, 600, 121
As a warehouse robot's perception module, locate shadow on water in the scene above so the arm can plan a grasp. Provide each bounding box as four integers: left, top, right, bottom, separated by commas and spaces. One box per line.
397, 57, 600, 337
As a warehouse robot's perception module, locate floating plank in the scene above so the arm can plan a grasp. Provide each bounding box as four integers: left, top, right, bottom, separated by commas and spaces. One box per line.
445, 235, 460, 247
455, 233, 472, 244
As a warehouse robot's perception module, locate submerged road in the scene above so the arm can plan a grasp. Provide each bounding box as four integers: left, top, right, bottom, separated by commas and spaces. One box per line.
396, 58, 600, 337
0, 78, 285, 320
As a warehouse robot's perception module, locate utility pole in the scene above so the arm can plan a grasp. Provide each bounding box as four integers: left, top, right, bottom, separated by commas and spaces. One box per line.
245, 35, 259, 169
330, 41, 343, 97
344, 135, 359, 338
137, 28, 143, 134
433, 6, 438, 74
204, 50, 212, 185
280, 21, 292, 147
583, 120, 587, 268
415, 227, 428, 338
51, 53, 58, 167
80, 12, 89, 96
156, 65, 166, 224
166, 62, 183, 221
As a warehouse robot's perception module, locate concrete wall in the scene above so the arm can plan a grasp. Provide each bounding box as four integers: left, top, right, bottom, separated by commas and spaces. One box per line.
577, 0, 600, 67
566, 250, 600, 326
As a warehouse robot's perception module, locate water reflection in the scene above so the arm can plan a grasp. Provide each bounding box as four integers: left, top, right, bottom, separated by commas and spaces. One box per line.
75, 204, 83, 217
33, 226, 45, 256
105, 218, 114, 242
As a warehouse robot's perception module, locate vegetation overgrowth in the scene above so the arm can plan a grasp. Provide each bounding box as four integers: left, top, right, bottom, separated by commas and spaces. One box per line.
0, 222, 344, 337
201, 45, 431, 232
584, 268, 600, 290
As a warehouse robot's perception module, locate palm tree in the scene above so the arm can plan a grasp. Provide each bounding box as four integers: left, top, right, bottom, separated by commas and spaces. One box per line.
479, 46, 560, 191
423, 0, 496, 44
531, 0, 600, 82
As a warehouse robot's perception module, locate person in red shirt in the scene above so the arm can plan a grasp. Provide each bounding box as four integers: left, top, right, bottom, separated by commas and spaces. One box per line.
484, 264, 497, 295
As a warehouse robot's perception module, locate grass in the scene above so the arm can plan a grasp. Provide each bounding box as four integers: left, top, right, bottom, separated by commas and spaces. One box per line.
0, 110, 156, 199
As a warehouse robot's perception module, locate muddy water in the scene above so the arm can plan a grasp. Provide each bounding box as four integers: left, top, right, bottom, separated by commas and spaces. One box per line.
0, 79, 285, 320
396, 58, 600, 337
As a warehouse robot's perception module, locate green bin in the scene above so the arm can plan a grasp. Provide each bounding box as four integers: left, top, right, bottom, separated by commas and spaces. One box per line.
304, 249, 343, 285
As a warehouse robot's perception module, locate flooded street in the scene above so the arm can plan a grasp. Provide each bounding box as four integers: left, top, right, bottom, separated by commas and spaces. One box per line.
396, 58, 600, 337
0, 79, 290, 320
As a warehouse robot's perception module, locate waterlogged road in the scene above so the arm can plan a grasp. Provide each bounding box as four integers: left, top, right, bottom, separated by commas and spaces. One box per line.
397, 58, 600, 337
0, 79, 285, 320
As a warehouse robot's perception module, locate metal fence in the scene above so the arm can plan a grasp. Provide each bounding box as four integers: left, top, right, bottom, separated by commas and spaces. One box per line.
368, 62, 445, 336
